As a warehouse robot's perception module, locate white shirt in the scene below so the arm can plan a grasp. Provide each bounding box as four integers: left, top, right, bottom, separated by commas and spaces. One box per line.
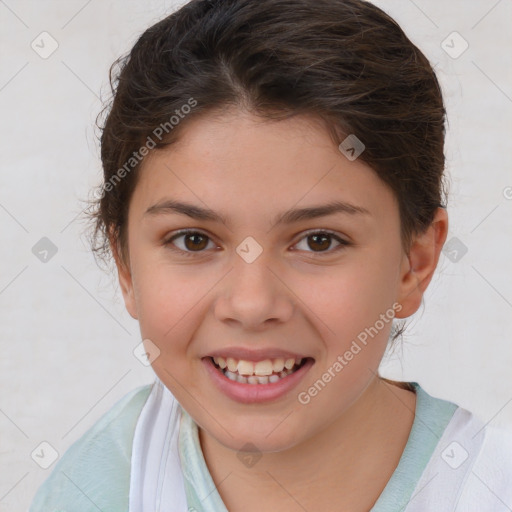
129, 378, 512, 512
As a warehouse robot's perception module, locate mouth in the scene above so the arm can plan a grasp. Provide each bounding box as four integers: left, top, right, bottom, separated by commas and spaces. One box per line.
202, 354, 315, 404
208, 355, 310, 384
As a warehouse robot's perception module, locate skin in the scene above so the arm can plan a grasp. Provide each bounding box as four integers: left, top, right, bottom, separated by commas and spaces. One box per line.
113, 108, 448, 511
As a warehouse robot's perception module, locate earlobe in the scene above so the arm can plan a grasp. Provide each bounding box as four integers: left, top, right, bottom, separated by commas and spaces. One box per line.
110, 235, 138, 320
395, 208, 449, 318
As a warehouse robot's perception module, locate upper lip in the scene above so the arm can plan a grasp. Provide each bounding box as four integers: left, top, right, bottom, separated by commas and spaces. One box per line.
204, 347, 312, 362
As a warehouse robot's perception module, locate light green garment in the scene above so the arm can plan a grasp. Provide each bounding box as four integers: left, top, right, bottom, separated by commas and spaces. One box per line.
29, 385, 152, 512
29, 381, 457, 511
178, 382, 458, 511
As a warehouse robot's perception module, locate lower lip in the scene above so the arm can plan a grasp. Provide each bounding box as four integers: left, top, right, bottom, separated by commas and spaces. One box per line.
202, 357, 314, 404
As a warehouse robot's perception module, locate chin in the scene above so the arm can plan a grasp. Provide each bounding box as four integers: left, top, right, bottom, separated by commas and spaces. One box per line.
201, 417, 308, 455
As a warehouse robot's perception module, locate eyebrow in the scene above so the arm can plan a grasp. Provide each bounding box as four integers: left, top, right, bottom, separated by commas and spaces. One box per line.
144, 198, 371, 226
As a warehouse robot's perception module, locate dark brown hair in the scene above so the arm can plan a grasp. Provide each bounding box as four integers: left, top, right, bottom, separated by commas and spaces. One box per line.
84, 0, 448, 346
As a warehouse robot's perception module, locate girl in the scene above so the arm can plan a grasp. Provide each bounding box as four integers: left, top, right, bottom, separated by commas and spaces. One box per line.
30, 0, 512, 510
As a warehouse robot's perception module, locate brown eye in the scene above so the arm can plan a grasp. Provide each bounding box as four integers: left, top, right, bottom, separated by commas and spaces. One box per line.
182, 232, 209, 251
164, 230, 215, 256
307, 233, 331, 252
293, 230, 349, 255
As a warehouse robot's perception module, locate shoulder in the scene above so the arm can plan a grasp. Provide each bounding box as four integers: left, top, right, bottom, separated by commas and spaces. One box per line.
474, 421, 512, 480
29, 384, 153, 512
456, 416, 512, 508
416, 404, 512, 510
444, 403, 512, 475
404, 384, 512, 511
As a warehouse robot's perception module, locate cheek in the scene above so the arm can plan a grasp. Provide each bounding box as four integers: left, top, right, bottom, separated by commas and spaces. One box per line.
132, 263, 205, 358
288, 249, 402, 391
294, 252, 400, 335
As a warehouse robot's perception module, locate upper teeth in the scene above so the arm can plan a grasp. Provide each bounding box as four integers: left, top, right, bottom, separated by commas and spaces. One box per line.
213, 356, 302, 376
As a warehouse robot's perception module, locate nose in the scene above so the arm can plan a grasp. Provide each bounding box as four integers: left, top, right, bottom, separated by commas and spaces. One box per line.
213, 252, 295, 332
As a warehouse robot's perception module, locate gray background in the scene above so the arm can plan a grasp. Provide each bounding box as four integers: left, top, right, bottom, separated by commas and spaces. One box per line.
1, 0, 511, 509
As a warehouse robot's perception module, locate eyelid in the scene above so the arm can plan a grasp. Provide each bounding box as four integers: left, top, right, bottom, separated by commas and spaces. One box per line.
163, 228, 219, 257
295, 227, 347, 241
163, 227, 351, 257
291, 228, 350, 253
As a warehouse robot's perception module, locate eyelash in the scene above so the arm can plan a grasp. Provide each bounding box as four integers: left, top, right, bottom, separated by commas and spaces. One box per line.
162, 229, 351, 258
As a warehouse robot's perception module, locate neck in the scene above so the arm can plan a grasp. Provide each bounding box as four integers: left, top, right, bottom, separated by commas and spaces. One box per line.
198, 376, 417, 512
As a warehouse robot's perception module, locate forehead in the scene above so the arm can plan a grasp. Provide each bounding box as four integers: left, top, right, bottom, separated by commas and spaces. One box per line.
130, 109, 398, 226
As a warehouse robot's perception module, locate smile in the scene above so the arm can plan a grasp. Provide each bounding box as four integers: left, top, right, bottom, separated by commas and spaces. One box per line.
211, 356, 306, 384
202, 353, 316, 404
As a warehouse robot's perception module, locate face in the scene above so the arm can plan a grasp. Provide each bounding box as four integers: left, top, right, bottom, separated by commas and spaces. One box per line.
115, 108, 440, 453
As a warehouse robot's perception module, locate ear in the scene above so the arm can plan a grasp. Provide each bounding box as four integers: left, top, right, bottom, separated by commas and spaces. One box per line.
110, 232, 138, 320
395, 207, 448, 318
